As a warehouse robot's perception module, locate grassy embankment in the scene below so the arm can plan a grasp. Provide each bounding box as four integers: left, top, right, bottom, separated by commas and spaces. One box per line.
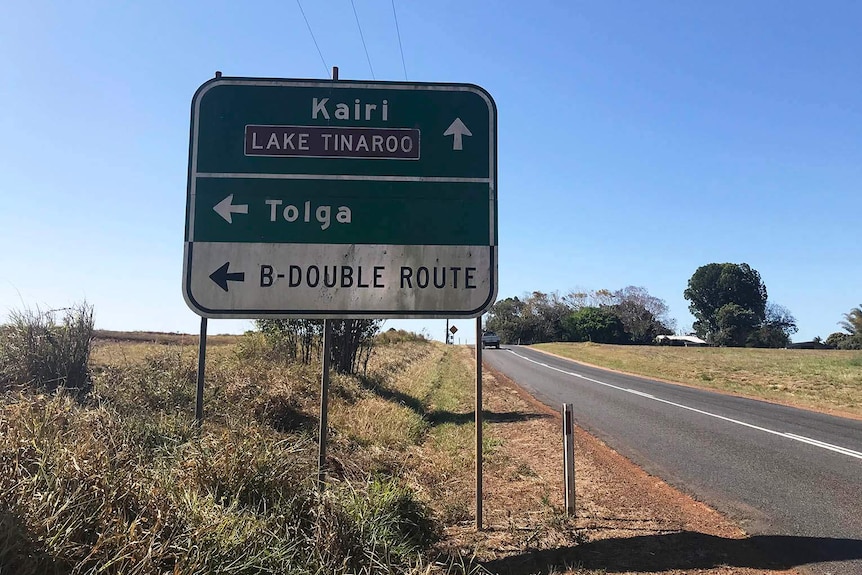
1, 327, 497, 574
535, 342, 862, 417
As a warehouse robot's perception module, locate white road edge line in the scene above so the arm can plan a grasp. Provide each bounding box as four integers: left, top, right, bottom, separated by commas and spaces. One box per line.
506, 349, 862, 462
783, 433, 862, 459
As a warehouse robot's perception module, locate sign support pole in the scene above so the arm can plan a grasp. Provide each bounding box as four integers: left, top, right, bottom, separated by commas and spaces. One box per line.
475, 315, 483, 530
195, 317, 207, 428
316, 65, 339, 491
318, 319, 333, 489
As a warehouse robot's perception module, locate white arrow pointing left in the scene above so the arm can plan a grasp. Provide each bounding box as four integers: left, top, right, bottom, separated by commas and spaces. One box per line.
213, 194, 249, 224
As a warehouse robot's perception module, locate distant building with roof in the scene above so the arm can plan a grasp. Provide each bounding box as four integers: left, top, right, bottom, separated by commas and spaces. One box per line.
655, 335, 709, 347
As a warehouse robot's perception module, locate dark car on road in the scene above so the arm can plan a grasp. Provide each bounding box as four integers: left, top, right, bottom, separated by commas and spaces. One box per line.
481, 331, 500, 349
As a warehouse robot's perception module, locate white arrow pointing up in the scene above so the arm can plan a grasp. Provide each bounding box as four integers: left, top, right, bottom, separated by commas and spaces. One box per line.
213, 194, 249, 224
444, 118, 472, 151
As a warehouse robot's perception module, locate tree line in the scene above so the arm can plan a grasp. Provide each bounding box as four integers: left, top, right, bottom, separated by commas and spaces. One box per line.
487, 262, 859, 349
251, 264, 860, 354
485, 287, 676, 345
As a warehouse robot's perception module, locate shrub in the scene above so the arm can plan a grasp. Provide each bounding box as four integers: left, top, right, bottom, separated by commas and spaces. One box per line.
376, 329, 430, 345
0, 303, 94, 397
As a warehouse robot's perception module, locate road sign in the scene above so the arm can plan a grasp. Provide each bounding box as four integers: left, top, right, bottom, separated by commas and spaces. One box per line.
183, 76, 497, 319
450, 325, 459, 334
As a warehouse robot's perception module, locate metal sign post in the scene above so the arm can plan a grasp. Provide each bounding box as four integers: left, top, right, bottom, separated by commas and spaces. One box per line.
195, 317, 207, 427
476, 316, 483, 530
318, 319, 333, 489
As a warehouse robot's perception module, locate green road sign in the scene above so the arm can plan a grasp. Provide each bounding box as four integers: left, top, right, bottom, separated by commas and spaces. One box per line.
182, 76, 497, 319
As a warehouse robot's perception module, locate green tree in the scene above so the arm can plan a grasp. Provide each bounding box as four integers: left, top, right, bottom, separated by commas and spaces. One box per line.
485, 292, 569, 344
684, 263, 768, 344
524, 291, 569, 342
562, 307, 629, 344
714, 304, 759, 347
835, 304, 862, 350
484, 296, 526, 344
611, 286, 676, 344
747, 303, 798, 348
825, 332, 850, 349
840, 304, 862, 336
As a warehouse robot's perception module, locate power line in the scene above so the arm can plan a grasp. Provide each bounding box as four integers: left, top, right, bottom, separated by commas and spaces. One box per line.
296, 0, 330, 77
391, 0, 407, 80
350, 0, 375, 80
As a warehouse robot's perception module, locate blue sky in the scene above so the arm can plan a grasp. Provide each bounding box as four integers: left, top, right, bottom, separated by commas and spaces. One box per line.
1, 1, 859, 343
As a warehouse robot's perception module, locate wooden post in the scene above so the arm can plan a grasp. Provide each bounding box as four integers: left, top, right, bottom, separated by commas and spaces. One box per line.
563, 403, 576, 516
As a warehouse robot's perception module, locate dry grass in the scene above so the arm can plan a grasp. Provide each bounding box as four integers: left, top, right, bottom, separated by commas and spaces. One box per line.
1, 333, 445, 574
535, 342, 862, 417
1, 328, 806, 574
93, 330, 239, 346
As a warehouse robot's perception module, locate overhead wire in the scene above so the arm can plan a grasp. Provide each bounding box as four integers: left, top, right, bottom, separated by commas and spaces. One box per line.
350, 0, 375, 80
391, 0, 408, 80
296, 0, 330, 77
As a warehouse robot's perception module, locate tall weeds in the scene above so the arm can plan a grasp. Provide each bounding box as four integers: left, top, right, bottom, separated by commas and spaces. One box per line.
0, 303, 94, 397
0, 327, 446, 574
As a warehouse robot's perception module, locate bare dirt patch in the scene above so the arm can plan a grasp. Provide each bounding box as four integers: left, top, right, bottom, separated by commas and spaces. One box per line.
435, 349, 800, 575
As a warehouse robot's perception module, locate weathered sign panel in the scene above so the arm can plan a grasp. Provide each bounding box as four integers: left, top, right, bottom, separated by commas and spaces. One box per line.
182, 77, 497, 318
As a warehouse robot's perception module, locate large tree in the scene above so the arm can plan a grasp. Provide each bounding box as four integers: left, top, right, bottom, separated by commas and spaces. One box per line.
484, 296, 527, 344
684, 263, 768, 343
714, 303, 760, 347
562, 307, 629, 344
747, 303, 798, 348
611, 286, 676, 344
485, 292, 569, 344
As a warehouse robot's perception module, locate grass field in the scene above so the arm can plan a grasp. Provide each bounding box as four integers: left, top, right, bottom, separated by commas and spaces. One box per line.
534, 342, 862, 417
93, 329, 239, 346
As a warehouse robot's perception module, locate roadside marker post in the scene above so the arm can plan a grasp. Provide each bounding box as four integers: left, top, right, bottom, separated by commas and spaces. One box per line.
563, 403, 576, 516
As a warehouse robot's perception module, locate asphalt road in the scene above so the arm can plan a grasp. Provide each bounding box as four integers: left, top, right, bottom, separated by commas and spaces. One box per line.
481, 345, 862, 575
